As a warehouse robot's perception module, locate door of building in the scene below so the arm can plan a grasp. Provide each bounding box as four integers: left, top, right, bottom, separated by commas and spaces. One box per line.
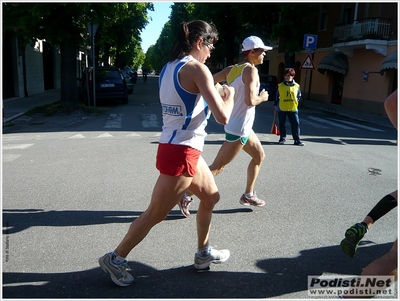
331, 72, 344, 104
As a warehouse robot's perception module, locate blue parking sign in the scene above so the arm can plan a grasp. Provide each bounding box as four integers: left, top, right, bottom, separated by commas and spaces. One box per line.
303, 34, 318, 49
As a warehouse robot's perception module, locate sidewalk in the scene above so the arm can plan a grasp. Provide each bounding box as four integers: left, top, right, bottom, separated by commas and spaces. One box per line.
2, 88, 393, 128
3, 89, 61, 123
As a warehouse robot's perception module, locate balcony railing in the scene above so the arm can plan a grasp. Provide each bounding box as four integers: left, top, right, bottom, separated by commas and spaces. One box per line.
333, 18, 391, 43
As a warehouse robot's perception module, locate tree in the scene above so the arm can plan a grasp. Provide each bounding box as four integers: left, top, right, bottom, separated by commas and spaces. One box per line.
145, 3, 277, 69
3, 3, 152, 108
144, 3, 193, 72
92, 2, 153, 67
143, 3, 318, 71
271, 3, 318, 67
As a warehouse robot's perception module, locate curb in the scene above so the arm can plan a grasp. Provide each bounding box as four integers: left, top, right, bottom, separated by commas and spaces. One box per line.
4, 112, 26, 124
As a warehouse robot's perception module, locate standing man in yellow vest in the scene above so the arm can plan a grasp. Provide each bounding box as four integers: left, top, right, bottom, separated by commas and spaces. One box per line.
274, 68, 304, 146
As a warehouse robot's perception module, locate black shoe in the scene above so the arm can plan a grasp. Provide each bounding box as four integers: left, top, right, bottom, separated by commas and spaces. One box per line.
294, 141, 304, 146
340, 222, 368, 257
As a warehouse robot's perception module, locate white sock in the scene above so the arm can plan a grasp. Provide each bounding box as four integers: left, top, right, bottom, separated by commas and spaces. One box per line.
245, 192, 254, 198
198, 245, 211, 257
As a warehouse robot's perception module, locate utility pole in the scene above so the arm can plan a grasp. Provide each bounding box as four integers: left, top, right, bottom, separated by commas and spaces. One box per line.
87, 20, 98, 112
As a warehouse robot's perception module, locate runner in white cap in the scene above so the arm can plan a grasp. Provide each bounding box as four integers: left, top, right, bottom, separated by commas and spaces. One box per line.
179, 36, 272, 216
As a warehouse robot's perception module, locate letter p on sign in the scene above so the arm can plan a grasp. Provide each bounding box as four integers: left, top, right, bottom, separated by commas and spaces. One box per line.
303, 34, 318, 49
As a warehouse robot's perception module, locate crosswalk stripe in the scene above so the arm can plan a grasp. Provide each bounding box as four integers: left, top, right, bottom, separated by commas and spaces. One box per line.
104, 114, 123, 128
141, 114, 158, 128
307, 116, 357, 130
326, 118, 384, 132
301, 119, 330, 129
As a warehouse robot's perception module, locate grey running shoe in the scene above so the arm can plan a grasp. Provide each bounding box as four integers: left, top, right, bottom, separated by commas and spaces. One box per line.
99, 253, 134, 286
240, 192, 265, 207
179, 195, 193, 218
194, 247, 230, 270
340, 222, 368, 257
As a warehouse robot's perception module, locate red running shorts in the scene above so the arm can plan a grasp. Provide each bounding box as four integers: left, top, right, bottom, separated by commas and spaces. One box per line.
156, 143, 201, 177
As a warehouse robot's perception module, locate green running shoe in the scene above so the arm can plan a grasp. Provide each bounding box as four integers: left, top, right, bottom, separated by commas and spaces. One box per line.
340, 222, 368, 257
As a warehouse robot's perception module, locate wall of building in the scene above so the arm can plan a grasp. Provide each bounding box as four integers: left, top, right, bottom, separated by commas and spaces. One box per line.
301, 50, 331, 103
276, 2, 398, 116
24, 41, 45, 96
54, 47, 61, 89
5, 38, 62, 100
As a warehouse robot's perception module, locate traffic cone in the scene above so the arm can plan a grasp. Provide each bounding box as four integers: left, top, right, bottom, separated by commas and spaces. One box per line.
271, 112, 280, 135
271, 124, 277, 134
272, 124, 280, 135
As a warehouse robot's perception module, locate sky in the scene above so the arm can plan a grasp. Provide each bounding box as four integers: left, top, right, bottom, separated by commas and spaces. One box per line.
140, 2, 173, 53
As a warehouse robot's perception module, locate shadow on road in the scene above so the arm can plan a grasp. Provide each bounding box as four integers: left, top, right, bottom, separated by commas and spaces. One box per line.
3, 241, 393, 298
2, 208, 253, 235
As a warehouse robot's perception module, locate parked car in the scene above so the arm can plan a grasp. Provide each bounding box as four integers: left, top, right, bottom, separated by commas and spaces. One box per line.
121, 70, 134, 94
124, 67, 138, 84
80, 66, 128, 105
259, 74, 278, 102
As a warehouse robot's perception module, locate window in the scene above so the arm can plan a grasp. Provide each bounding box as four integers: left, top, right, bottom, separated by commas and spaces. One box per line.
342, 8, 352, 24
319, 12, 328, 30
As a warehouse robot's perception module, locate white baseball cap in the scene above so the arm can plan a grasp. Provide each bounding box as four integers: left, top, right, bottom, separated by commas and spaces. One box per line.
242, 36, 273, 52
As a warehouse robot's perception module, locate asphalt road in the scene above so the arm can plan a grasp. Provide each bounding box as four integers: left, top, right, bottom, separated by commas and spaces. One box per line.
2, 76, 398, 299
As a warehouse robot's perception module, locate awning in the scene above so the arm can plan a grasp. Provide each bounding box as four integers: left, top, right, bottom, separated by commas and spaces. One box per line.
317, 51, 348, 75
380, 51, 397, 75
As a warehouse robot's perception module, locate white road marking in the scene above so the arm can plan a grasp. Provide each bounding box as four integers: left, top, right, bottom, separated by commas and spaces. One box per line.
2, 154, 21, 162
96, 132, 113, 138
68, 134, 86, 139
141, 114, 159, 128
126, 133, 142, 137
326, 118, 384, 132
104, 114, 123, 128
308, 116, 357, 130
2, 144, 34, 150
301, 119, 330, 129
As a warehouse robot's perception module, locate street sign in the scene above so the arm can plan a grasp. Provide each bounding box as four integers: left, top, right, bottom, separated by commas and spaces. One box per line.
300, 54, 315, 70
303, 34, 318, 49
87, 22, 98, 38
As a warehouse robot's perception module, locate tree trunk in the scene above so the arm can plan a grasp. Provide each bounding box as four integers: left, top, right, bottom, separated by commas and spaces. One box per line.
60, 36, 79, 108
104, 43, 110, 67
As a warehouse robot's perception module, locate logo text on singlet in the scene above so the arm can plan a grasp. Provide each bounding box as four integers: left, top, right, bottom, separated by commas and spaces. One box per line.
162, 104, 182, 116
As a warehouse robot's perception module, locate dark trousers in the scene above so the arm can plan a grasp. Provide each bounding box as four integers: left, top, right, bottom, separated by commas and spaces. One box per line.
277, 111, 301, 142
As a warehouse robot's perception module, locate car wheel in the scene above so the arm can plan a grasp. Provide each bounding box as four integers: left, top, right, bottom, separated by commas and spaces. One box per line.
122, 96, 128, 104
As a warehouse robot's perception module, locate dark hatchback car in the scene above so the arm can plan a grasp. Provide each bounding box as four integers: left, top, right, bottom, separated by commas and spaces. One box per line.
80, 66, 128, 105
259, 74, 278, 102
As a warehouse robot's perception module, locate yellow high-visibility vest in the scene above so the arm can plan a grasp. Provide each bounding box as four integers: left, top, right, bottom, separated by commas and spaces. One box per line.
278, 82, 300, 111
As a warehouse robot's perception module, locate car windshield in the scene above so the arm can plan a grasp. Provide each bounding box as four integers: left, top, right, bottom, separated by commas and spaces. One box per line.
96, 70, 120, 79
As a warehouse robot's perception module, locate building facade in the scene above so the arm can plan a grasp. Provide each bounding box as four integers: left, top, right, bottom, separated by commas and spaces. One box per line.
268, 2, 397, 116
3, 32, 64, 100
